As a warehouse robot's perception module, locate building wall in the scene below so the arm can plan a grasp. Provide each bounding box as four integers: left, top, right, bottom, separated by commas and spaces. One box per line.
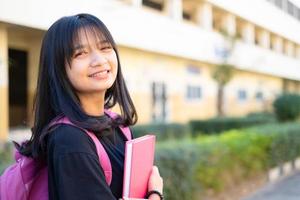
0, 25, 8, 141
118, 46, 284, 123
119, 46, 219, 123
0, 0, 300, 141
225, 70, 282, 116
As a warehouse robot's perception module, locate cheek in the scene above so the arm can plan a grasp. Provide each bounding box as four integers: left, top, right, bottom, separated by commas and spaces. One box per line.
65, 63, 85, 89
110, 53, 118, 74
66, 69, 77, 89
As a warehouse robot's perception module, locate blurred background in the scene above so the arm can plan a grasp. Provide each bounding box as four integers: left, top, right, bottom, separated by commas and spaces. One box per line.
1, 0, 300, 199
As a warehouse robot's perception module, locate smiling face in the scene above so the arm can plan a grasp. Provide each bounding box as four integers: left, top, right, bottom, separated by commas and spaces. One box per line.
65, 28, 118, 98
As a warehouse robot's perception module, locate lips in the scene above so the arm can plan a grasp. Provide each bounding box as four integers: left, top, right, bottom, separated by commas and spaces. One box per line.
88, 69, 110, 78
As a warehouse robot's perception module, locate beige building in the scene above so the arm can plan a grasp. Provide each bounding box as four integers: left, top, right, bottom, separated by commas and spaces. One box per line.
1, 0, 300, 141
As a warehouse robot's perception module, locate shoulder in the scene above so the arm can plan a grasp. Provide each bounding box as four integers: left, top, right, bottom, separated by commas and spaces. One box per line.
47, 124, 97, 156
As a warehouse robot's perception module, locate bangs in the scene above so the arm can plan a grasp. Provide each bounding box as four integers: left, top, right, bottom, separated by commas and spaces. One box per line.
65, 18, 116, 65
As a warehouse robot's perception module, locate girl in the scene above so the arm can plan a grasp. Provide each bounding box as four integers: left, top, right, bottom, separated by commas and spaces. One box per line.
17, 13, 163, 199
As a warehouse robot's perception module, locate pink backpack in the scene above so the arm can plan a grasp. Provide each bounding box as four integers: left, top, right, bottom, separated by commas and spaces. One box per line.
0, 110, 132, 200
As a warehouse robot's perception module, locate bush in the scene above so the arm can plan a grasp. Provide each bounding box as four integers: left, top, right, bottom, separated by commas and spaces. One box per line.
195, 131, 271, 192
247, 122, 300, 167
273, 93, 300, 121
155, 141, 200, 200
156, 131, 272, 199
0, 142, 14, 175
189, 113, 275, 135
246, 111, 275, 120
156, 122, 300, 199
132, 123, 190, 141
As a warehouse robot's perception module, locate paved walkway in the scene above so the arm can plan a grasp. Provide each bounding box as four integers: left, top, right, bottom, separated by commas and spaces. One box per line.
9, 128, 31, 143
243, 171, 300, 200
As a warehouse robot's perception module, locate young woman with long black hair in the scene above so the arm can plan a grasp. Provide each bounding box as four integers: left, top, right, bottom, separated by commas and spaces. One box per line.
16, 13, 163, 200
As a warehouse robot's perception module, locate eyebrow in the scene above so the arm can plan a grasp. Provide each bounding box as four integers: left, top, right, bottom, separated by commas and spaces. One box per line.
73, 40, 110, 51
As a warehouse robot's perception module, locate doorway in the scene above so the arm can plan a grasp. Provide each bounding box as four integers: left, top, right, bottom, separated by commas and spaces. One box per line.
151, 82, 167, 122
9, 49, 28, 127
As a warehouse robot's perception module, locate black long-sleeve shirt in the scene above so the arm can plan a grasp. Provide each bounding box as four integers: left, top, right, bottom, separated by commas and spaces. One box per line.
47, 124, 129, 200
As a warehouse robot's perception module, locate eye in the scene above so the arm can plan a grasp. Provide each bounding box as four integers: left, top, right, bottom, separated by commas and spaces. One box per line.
101, 46, 112, 51
73, 50, 88, 58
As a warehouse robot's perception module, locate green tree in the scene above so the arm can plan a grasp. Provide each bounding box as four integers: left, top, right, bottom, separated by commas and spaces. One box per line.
212, 30, 237, 117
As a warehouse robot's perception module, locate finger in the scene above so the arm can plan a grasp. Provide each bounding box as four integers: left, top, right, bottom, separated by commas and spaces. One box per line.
152, 165, 160, 176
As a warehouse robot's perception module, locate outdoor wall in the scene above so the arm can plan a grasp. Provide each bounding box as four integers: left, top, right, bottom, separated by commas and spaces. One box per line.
225, 70, 282, 116
119, 46, 218, 124
0, 25, 8, 141
119, 45, 285, 123
0, 24, 296, 131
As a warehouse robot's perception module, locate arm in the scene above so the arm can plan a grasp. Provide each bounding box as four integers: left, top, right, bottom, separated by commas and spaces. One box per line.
147, 166, 163, 200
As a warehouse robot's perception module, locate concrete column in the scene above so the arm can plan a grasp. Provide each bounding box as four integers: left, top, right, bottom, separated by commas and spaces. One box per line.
284, 41, 295, 57
296, 45, 300, 59
290, 42, 295, 57
241, 22, 255, 43
164, 0, 183, 21
221, 13, 236, 36
195, 2, 212, 30
27, 36, 42, 127
258, 29, 270, 49
272, 35, 283, 53
0, 26, 8, 142
131, 0, 142, 7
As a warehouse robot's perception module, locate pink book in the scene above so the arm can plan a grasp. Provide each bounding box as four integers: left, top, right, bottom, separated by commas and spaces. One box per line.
122, 135, 156, 199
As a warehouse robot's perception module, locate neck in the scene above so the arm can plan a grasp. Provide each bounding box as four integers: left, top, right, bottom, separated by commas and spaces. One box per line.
77, 92, 105, 116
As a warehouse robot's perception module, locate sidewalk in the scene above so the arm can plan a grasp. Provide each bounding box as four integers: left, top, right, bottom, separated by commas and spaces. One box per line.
8, 128, 31, 143
243, 171, 300, 200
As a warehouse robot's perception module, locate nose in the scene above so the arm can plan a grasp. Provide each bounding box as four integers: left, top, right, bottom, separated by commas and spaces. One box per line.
90, 50, 107, 67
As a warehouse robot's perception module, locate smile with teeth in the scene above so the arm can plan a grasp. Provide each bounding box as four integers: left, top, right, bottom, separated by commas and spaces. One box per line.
89, 70, 110, 78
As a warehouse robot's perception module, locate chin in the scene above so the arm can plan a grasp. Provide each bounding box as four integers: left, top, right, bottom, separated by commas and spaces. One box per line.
98, 84, 114, 92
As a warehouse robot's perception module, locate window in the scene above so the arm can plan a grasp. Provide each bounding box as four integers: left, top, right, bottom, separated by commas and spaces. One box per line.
297, 8, 300, 20
183, 11, 191, 21
270, 37, 274, 50
151, 82, 167, 122
287, 1, 294, 15
255, 91, 264, 101
237, 89, 247, 101
269, 0, 300, 21
142, 0, 163, 11
186, 65, 201, 75
275, 0, 283, 9
186, 85, 202, 100
254, 28, 259, 45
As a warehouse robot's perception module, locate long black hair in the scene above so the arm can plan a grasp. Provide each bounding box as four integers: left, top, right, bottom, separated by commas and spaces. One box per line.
18, 13, 138, 161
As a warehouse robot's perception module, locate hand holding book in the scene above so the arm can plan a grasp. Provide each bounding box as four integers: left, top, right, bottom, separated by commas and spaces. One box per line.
122, 135, 163, 200
147, 166, 163, 194
121, 166, 163, 200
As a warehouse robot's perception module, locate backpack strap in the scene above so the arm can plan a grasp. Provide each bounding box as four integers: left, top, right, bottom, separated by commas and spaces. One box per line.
53, 117, 113, 186
104, 109, 132, 141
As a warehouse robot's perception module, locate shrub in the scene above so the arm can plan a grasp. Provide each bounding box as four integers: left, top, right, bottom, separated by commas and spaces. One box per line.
189, 114, 275, 135
273, 93, 300, 121
0, 142, 14, 175
132, 123, 190, 141
156, 122, 300, 199
156, 131, 272, 198
246, 111, 275, 120
247, 122, 300, 167
195, 131, 271, 192
155, 141, 200, 200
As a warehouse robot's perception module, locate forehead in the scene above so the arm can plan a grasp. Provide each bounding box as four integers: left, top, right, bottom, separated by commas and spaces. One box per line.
73, 27, 110, 47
